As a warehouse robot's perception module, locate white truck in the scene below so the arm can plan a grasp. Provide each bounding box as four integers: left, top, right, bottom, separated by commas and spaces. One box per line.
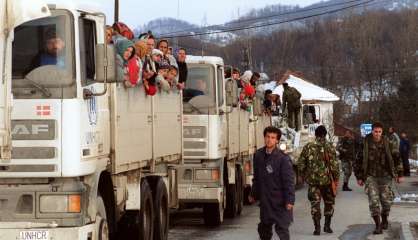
270, 76, 339, 185
0, 2, 182, 240
178, 56, 271, 225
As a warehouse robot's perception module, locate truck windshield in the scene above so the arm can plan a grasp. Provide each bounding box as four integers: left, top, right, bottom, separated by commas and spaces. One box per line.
12, 10, 75, 99
183, 64, 217, 114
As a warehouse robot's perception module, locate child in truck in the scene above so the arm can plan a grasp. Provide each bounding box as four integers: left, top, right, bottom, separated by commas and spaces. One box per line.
115, 37, 140, 88
156, 62, 170, 93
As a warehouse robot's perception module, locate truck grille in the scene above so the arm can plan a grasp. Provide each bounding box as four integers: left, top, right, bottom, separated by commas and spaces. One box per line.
184, 141, 206, 149
11, 120, 56, 141
184, 151, 206, 157
0, 165, 56, 172
183, 126, 207, 139
12, 147, 56, 159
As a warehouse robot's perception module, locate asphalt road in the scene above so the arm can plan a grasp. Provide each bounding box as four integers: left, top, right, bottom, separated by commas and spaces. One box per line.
168, 177, 418, 240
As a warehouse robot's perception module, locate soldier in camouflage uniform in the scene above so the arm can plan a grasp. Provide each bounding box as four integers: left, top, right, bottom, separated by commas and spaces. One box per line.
337, 130, 356, 191
354, 122, 403, 235
282, 82, 301, 131
388, 127, 400, 153
298, 125, 340, 235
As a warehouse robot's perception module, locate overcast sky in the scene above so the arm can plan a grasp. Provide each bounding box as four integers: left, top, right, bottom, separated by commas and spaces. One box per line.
89, 0, 321, 27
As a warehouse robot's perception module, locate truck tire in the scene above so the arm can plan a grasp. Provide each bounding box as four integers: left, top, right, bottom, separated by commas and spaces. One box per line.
224, 183, 237, 218
96, 196, 109, 240
294, 165, 304, 190
236, 167, 244, 215
243, 186, 252, 205
153, 178, 169, 240
139, 180, 154, 240
203, 202, 224, 226
118, 180, 154, 240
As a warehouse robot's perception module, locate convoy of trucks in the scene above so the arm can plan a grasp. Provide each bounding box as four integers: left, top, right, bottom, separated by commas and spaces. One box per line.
0, 2, 271, 240
0, 2, 338, 240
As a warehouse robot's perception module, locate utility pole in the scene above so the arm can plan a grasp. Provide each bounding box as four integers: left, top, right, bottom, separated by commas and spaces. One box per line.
241, 45, 250, 70
247, 37, 253, 70
200, 13, 208, 57
174, 0, 180, 49
114, 0, 119, 23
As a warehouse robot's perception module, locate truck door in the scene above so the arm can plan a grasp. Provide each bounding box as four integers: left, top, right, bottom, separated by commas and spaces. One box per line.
0, 0, 50, 160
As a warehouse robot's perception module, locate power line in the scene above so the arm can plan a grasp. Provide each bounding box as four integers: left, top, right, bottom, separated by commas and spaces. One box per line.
288, 65, 418, 72
161, 0, 376, 39
159, 0, 367, 37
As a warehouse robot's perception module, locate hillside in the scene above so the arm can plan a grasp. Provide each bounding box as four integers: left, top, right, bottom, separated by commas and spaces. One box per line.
136, 0, 417, 44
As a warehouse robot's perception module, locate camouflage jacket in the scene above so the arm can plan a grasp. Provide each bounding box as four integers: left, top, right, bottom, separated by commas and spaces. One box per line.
337, 136, 356, 161
282, 87, 301, 110
354, 134, 403, 181
388, 133, 400, 158
297, 139, 340, 186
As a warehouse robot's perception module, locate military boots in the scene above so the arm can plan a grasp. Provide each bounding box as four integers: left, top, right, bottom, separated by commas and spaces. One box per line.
382, 214, 389, 230
324, 216, 333, 233
313, 216, 321, 235
373, 216, 383, 234
342, 182, 352, 191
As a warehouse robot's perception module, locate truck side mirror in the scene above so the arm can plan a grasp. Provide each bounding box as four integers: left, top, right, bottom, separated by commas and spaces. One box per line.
95, 44, 116, 83
225, 79, 238, 107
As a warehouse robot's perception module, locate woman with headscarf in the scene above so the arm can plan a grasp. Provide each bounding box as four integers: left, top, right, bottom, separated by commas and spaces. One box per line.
115, 37, 140, 87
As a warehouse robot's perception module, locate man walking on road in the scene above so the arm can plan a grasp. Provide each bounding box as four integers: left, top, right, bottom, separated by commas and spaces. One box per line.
337, 130, 356, 191
354, 122, 404, 234
298, 125, 339, 236
400, 132, 411, 177
250, 126, 295, 240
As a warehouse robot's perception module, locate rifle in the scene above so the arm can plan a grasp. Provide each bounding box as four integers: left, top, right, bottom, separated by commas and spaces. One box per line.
323, 148, 337, 197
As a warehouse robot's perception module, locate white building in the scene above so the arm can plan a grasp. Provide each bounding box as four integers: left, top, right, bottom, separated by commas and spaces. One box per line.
262, 74, 340, 137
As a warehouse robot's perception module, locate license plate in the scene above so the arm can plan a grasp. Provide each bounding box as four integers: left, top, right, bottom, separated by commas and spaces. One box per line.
18, 230, 49, 240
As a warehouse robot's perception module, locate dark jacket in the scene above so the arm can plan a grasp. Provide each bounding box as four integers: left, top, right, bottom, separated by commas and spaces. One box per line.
177, 60, 188, 83
252, 147, 295, 224
400, 138, 411, 160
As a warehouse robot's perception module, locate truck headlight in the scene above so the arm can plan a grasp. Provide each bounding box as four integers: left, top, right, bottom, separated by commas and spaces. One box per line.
280, 143, 287, 151
244, 161, 252, 174
39, 194, 81, 213
195, 169, 220, 181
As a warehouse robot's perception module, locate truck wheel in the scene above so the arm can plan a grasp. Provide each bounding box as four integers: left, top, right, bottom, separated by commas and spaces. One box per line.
293, 166, 303, 190
154, 178, 169, 240
140, 180, 154, 240
117, 181, 154, 240
224, 183, 237, 218
96, 196, 109, 240
243, 186, 252, 205
236, 167, 244, 215
203, 202, 224, 226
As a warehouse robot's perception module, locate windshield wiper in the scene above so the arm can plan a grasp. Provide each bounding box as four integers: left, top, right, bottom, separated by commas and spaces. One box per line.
24, 76, 52, 98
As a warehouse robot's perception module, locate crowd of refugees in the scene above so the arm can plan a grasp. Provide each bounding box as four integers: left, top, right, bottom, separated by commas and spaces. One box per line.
105, 22, 277, 116
105, 22, 188, 96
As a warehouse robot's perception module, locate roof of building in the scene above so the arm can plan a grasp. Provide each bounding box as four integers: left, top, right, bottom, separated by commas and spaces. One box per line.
263, 74, 340, 102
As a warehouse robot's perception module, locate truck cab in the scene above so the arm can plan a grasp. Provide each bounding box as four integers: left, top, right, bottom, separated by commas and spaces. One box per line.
1, 3, 109, 239
177, 56, 270, 226
1, 2, 182, 240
